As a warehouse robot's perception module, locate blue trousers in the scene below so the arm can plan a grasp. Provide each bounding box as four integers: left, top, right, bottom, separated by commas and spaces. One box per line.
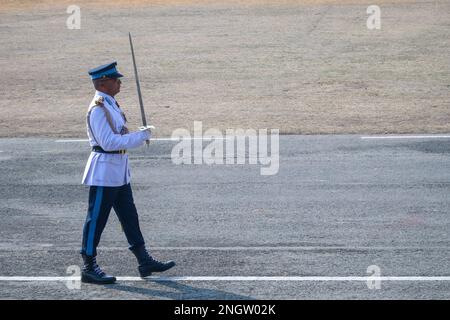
80, 183, 145, 257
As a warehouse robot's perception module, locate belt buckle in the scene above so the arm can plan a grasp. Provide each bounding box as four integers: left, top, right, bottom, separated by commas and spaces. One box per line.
120, 150, 126, 155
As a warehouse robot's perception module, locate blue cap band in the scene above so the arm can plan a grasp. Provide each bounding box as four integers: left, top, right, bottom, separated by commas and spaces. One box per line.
88, 62, 123, 80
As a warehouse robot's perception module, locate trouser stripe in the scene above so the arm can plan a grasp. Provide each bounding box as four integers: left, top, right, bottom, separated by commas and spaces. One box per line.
86, 187, 103, 256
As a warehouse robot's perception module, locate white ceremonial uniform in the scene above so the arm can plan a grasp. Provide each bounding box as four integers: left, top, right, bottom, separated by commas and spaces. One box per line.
82, 91, 150, 187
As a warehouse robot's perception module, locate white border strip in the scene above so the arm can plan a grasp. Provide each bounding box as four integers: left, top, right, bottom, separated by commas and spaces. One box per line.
1, 276, 449, 282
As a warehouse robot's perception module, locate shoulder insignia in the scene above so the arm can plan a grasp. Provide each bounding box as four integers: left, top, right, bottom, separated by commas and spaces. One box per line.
94, 96, 104, 106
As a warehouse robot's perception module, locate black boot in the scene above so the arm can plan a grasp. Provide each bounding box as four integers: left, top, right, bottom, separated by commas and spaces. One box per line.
131, 246, 176, 278
81, 254, 116, 284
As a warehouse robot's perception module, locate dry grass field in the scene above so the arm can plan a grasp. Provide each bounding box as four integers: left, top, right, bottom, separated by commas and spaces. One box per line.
0, 0, 449, 137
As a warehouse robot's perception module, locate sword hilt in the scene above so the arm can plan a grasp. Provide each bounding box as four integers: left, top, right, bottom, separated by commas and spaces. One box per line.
139, 125, 154, 147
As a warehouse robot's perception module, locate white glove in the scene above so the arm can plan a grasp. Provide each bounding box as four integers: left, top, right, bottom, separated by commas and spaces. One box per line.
139, 125, 155, 132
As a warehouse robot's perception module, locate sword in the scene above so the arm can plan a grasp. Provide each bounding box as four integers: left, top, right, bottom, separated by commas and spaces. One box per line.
129, 32, 152, 146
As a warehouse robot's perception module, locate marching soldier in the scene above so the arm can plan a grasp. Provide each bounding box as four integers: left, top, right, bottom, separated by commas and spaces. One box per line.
80, 62, 175, 284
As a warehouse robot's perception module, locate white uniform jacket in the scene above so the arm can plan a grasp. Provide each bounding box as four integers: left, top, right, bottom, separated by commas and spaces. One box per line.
82, 91, 150, 187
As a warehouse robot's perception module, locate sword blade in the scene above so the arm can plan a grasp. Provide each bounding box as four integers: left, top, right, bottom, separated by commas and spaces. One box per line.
129, 32, 149, 145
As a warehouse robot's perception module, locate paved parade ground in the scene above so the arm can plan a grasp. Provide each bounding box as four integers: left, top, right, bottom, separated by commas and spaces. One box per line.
0, 135, 449, 299
1, 0, 449, 302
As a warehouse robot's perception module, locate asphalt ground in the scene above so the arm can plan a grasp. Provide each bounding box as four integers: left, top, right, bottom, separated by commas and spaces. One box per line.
0, 135, 449, 299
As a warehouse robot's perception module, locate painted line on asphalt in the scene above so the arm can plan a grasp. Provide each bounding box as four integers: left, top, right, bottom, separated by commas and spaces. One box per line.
55, 138, 232, 143
0, 276, 449, 282
56, 135, 450, 143
2, 245, 450, 251
361, 135, 450, 140
121, 276, 450, 282
55, 139, 89, 142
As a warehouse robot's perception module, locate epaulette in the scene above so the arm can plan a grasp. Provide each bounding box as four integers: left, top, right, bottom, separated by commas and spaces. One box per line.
94, 96, 105, 106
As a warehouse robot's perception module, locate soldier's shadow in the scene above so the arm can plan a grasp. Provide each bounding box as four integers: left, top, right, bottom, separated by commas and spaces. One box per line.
106, 280, 254, 300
